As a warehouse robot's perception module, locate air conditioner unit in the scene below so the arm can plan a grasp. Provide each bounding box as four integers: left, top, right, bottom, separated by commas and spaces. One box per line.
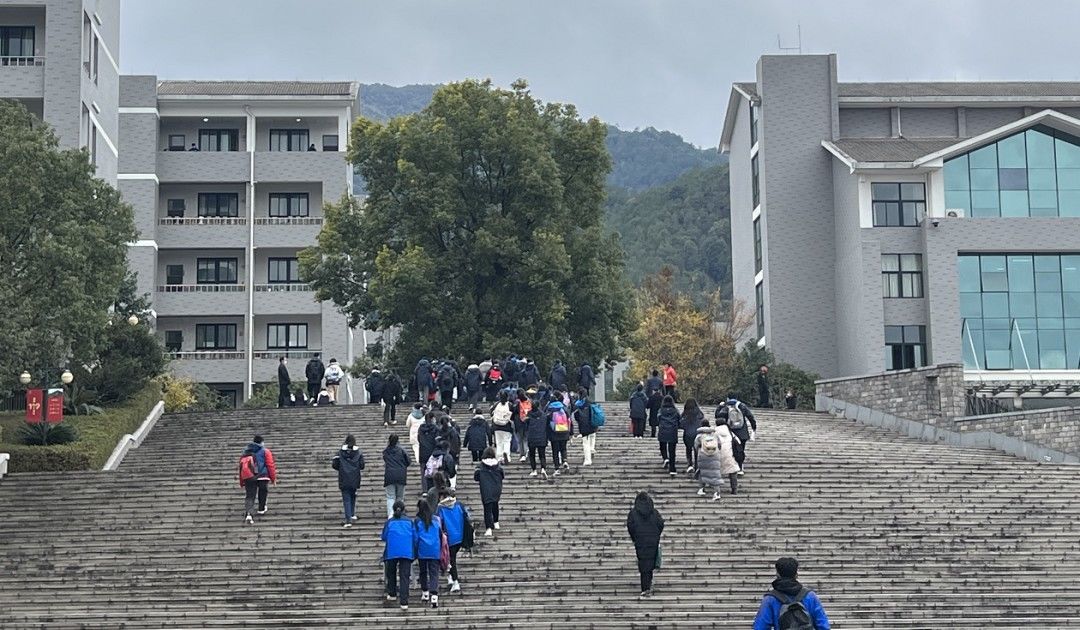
946, 208, 965, 218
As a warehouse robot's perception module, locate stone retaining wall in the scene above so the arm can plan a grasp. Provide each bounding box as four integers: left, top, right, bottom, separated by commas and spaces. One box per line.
815, 363, 966, 426
954, 407, 1080, 457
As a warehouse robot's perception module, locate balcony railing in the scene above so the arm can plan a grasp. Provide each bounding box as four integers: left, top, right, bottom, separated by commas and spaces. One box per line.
253, 349, 322, 360
157, 284, 246, 293
159, 217, 247, 226
253, 217, 323, 226
167, 351, 245, 360
254, 283, 311, 292
1, 56, 44, 67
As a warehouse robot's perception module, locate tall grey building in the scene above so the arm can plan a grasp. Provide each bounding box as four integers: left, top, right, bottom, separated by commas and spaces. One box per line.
119, 77, 364, 405
721, 54, 1080, 390
0, 0, 120, 183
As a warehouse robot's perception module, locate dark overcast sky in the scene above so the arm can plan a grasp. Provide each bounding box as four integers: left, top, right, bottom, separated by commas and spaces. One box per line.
120, 0, 1080, 148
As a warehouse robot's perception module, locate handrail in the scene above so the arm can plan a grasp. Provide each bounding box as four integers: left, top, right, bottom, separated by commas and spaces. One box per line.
0, 453, 9, 481
253, 217, 323, 225
1010, 319, 1035, 383
961, 318, 982, 371
157, 284, 246, 293
159, 217, 247, 226
103, 401, 165, 471
0, 56, 44, 67
252, 350, 323, 359
167, 351, 245, 360
253, 283, 311, 292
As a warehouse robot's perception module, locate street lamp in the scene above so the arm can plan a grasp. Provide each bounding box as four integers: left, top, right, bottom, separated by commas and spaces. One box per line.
127, 314, 139, 326
60, 370, 73, 385
19, 371, 31, 385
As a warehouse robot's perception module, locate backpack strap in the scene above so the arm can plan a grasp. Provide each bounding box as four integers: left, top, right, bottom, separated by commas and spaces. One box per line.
768, 589, 792, 605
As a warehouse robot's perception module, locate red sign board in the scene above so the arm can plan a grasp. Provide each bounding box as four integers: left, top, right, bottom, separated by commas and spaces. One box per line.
25, 389, 43, 423
45, 389, 64, 424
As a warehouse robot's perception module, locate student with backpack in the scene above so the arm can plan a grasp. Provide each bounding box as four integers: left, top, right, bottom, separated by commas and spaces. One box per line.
525, 397, 549, 479
463, 413, 491, 464
626, 491, 664, 599
246, 435, 277, 515
413, 499, 443, 608
238, 446, 259, 524
490, 390, 514, 464
695, 420, 740, 498
418, 412, 440, 482
424, 438, 457, 494
383, 434, 411, 518
381, 500, 414, 611
573, 389, 601, 466
323, 358, 344, 403
629, 383, 648, 438
436, 489, 472, 595
473, 446, 504, 536
331, 434, 365, 527
680, 398, 705, 474
753, 557, 831, 630
406, 403, 425, 463
514, 388, 533, 463
715, 394, 758, 475
644, 370, 664, 437
546, 397, 573, 475
656, 396, 681, 476
382, 371, 404, 425
436, 363, 458, 410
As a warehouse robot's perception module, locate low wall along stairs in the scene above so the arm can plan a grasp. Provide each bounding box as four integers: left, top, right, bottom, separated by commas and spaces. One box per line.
2, 403, 1079, 627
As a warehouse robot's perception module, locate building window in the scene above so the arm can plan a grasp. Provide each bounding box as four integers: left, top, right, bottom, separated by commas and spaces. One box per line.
81, 103, 98, 167
752, 217, 763, 274
195, 324, 237, 350
882, 254, 923, 298
749, 102, 759, 147
196, 258, 238, 284
959, 253, 1080, 370
198, 129, 239, 152
755, 282, 765, 340
269, 129, 310, 152
1, 26, 35, 58
885, 325, 926, 370
168, 135, 185, 151
751, 154, 760, 209
323, 134, 339, 152
944, 125, 1080, 218
267, 323, 308, 349
269, 193, 309, 217
164, 330, 183, 352
268, 258, 301, 283
165, 264, 184, 285
872, 182, 925, 227
166, 199, 186, 217
197, 193, 239, 218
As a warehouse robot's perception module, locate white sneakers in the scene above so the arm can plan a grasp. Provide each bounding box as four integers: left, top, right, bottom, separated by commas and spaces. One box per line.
449, 580, 461, 593
494, 522, 500, 530
530, 470, 538, 477
244, 515, 254, 524
484, 528, 493, 536
342, 522, 352, 529
257, 508, 268, 515
430, 594, 439, 608
697, 487, 706, 496
686, 465, 695, 474
421, 592, 430, 602
712, 492, 722, 501
540, 469, 549, 480
519, 455, 528, 463
661, 459, 669, 469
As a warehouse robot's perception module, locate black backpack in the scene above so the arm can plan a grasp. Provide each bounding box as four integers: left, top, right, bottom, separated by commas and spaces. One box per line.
438, 366, 455, 389
771, 588, 816, 630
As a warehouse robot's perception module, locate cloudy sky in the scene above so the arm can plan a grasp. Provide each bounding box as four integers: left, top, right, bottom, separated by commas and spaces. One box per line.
121, 0, 1080, 148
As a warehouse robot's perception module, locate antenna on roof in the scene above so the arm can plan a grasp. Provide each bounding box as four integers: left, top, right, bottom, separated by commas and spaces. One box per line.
777, 23, 802, 54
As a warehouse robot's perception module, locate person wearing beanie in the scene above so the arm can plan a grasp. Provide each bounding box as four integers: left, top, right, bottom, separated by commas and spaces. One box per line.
463, 413, 492, 464
473, 446, 504, 536
753, 557, 831, 629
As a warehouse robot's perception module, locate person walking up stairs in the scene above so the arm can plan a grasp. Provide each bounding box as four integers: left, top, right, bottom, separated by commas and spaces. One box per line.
753, 557, 831, 630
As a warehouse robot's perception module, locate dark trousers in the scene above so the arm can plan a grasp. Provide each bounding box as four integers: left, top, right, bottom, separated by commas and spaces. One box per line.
243, 479, 258, 517
383, 402, 397, 424
418, 558, 439, 595
631, 417, 645, 437
640, 568, 654, 592
683, 440, 696, 469
448, 543, 462, 582
529, 445, 547, 471
550, 440, 568, 468
647, 401, 660, 437
660, 441, 677, 472
257, 480, 270, 511
664, 385, 676, 400
385, 558, 412, 605
277, 385, 289, 408
470, 449, 483, 463
732, 430, 750, 468
439, 390, 454, 410
307, 381, 319, 400
483, 501, 500, 529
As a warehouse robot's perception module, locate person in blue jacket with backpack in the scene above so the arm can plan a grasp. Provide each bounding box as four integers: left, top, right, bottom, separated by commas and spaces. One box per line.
413, 499, 443, 608
381, 500, 414, 611
573, 388, 603, 466
753, 557, 831, 629
436, 489, 472, 595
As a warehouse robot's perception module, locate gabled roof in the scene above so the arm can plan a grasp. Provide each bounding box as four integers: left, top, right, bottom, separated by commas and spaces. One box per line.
827, 138, 960, 163
841, 81, 1080, 99
158, 80, 359, 98
913, 109, 1080, 166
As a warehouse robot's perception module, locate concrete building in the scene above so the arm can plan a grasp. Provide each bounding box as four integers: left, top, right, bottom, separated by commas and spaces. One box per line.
721, 54, 1080, 397
0, 0, 120, 184
118, 78, 363, 405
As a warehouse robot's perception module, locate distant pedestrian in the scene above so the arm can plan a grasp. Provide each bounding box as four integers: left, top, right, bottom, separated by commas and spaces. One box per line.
418, 411, 440, 483
473, 446, 504, 536
753, 557, 831, 630
662, 362, 678, 400
548, 360, 567, 391
383, 371, 403, 425
277, 357, 291, 408
381, 500, 414, 611
382, 434, 410, 518
680, 398, 704, 474
626, 491, 664, 598
464, 364, 482, 408
695, 421, 740, 498
247, 435, 277, 515
785, 388, 798, 410
324, 358, 344, 403
629, 383, 648, 438
514, 389, 533, 463
238, 446, 259, 524
546, 396, 573, 475
406, 403, 424, 461
716, 394, 758, 476
645, 370, 664, 437
332, 434, 364, 527
657, 396, 680, 476
525, 397, 549, 479
576, 362, 596, 395
464, 413, 491, 463
413, 499, 443, 608
436, 362, 458, 411
757, 364, 772, 408
491, 390, 514, 463
573, 389, 598, 466
415, 358, 434, 403
305, 353, 326, 401
424, 438, 457, 494
366, 368, 385, 407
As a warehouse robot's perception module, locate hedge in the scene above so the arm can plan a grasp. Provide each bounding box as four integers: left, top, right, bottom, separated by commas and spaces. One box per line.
0, 382, 162, 473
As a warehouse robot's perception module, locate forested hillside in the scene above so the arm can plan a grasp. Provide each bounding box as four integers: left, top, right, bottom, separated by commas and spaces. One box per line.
605, 126, 724, 191
358, 84, 437, 121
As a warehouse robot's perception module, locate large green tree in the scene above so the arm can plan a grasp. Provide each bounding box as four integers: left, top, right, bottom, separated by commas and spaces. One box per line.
302, 79, 634, 369
0, 101, 136, 393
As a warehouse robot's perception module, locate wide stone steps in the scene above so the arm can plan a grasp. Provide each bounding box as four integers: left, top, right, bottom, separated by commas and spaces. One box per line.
2, 405, 1079, 627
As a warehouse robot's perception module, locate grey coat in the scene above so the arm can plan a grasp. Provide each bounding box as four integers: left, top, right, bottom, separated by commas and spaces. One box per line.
695, 424, 739, 486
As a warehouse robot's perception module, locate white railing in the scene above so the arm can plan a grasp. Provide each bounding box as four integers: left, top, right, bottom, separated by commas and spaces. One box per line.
0, 453, 9, 481
103, 401, 164, 471
0, 56, 44, 67
253, 349, 323, 360
167, 351, 245, 360
254, 283, 311, 292
159, 217, 247, 226
157, 284, 246, 293
253, 217, 323, 226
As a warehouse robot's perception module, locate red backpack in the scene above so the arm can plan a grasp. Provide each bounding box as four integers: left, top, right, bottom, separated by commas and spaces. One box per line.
238, 454, 258, 483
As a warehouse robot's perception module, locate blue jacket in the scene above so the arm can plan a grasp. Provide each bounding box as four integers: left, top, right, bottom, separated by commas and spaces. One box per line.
413, 515, 442, 560
753, 583, 830, 630
436, 497, 467, 546
381, 516, 415, 561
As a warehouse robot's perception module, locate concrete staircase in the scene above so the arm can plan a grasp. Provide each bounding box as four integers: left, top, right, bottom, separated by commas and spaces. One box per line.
2, 403, 1079, 628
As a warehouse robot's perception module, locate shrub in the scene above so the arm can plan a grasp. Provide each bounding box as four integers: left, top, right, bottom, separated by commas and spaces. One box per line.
244, 383, 279, 409
190, 382, 231, 411
3, 444, 91, 472
80, 317, 167, 404
18, 421, 79, 445
159, 375, 196, 413
732, 343, 818, 410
